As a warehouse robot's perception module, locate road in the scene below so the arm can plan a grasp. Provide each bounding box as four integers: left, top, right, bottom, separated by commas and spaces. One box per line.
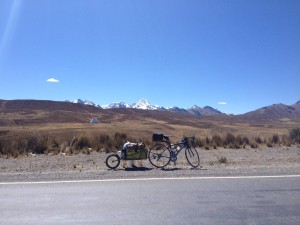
0, 176, 300, 225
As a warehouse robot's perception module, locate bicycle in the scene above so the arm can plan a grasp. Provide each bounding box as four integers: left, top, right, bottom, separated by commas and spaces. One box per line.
148, 134, 200, 168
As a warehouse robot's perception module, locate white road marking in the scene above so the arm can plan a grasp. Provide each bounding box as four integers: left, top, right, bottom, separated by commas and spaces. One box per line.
0, 175, 300, 185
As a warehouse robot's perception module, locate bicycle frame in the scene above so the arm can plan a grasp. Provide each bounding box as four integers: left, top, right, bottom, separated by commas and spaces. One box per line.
159, 136, 194, 163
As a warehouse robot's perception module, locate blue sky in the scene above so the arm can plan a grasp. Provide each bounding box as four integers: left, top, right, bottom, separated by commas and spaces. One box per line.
0, 0, 299, 114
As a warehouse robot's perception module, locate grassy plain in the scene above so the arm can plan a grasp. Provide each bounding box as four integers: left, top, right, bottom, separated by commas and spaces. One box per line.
1, 100, 300, 156
1, 115, 299, 156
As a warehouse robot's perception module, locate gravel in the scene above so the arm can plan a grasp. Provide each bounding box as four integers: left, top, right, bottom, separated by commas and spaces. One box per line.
0, 146, 299, 182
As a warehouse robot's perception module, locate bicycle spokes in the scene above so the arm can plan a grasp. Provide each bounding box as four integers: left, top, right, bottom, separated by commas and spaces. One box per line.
148, 144, 171, 168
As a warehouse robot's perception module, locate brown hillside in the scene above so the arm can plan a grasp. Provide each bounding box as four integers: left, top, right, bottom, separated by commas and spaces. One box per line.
0, 99, 299, 142
240, 102, 300, 122
0, 99, 111, 125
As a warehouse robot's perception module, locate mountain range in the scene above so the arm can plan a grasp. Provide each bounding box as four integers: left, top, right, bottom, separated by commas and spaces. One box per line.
0, 99, 299, 127
66, 98, 223, 116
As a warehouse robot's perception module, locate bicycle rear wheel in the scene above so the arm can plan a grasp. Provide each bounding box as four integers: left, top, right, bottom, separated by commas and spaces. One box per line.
185, 147, 200, 168
105, 153, 121, 169
148, 144, 171, 168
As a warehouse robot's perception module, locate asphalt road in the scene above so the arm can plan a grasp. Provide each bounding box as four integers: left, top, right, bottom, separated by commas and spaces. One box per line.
0, 176, 299, 225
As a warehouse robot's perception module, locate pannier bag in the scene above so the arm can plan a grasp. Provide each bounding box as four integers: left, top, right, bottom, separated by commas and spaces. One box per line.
122, 142, 148, 160
152, 133, 164, 142
152, 133, 169, 142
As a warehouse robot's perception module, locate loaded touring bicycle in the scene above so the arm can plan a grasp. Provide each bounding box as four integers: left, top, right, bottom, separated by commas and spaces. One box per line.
105, 133, 200, 169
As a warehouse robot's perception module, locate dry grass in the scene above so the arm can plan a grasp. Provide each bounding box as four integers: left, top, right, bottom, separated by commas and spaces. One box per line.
193, 131, 298, 150
1, 126, 299, 158
1, 102, 300, 157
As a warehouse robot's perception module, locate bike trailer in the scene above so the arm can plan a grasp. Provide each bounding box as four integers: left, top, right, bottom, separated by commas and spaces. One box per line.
122, 142, 148, 160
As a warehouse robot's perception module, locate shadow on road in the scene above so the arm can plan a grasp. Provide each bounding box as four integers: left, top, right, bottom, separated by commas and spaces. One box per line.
124, 166, 153, 171
191, 166, 206, 171
161, 168, 182, 171
162, 166, 206, 171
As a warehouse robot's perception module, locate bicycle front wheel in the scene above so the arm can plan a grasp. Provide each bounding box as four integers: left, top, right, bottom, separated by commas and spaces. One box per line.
105, 153, 121, 169
185, 147, 200, 168
148, 144, 171, 168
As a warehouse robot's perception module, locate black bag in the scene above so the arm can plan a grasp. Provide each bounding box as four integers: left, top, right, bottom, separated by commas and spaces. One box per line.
152, 133, 164, 142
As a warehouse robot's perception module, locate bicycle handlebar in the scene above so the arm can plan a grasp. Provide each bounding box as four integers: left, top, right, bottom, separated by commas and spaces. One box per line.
153, 133, 195, 146
183, 136, 195, 140
178, 136, 194, 145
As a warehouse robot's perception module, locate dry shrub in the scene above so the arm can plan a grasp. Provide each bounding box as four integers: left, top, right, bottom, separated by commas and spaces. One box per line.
194, 137, 204, 148
71, 135, 91, 150
281, 135, 292, 146
255, 136, 263, 144
271, 134, 280, 145
250, 142, 258, 148
204, 145, 210, 150
205, 136, 210, 145
242, 136, 250, 145
0, 134, 49, 157
26, 134, 48, 154
224, 133, 236, 146
202, 133, 255, 149
211, 135, 223, 147
289, 128, 300, 144
0, 138, 13, 155
235, 135, 250, 148
2, 128, 298, 157
235, 135, 242, 146
114, 132, 127, 149
92, 133, 114, 152
266, 142, 273, 147
218, 156, 228, 164
44, 147, 60, 155
50, 138, 59, 148
263, 134, 281, 148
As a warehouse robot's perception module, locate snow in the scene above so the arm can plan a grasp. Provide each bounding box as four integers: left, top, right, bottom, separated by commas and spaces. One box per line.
131, 98, 160, 110
67, 98, 222, 115
70, 99, 96, 106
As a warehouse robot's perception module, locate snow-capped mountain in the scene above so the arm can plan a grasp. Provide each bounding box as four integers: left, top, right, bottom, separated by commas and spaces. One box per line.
67, 98, 223, 116
101, 98, 160, 110
164, 106, 189, 115
163, 105, 222, 116
66, 99, 101, 108
131, 98, 160, 110
188, 105, 222, 116
102, 99, 223, 115
102, 102, 130, 109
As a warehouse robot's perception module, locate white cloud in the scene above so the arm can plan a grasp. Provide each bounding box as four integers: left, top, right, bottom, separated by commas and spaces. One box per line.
218, 102, 227, 105
46, 78, 59, 83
